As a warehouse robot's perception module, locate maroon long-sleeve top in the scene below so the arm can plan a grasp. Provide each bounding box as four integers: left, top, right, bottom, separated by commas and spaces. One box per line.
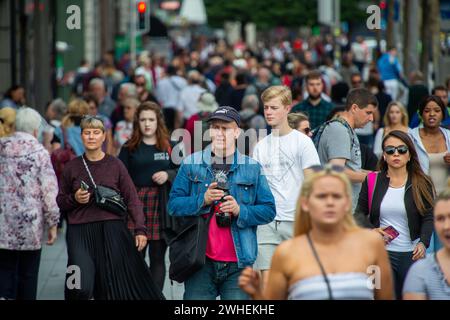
56, 154, 146, 235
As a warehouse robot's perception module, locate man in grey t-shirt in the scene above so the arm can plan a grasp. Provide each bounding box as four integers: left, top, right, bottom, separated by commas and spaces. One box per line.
317, 88, 378, 211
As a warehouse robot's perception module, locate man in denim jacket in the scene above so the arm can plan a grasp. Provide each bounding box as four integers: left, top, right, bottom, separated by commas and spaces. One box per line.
168, 106, 276, 300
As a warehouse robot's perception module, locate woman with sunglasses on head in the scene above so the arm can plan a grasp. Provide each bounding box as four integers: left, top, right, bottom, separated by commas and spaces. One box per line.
355, 130, 435, 299
373, 101, 410, 159
287, 112, 313, 138
56, 115, 164, 300
239, 165, 393, 300
410, 95, 450, 252
118, 101, 180, 291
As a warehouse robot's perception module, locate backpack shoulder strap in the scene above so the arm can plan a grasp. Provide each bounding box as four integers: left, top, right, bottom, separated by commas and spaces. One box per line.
367, 171, 379, 215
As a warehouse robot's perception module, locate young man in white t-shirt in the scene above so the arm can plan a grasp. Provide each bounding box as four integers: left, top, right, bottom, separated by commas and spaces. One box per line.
252, 85, 321, 288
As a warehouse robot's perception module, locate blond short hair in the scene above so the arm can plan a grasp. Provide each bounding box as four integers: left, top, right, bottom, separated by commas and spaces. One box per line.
0, 107, 16, 137
261, 85, 292, 107
294, 168, 358, 237
80, 116, 105, 132
288, 112, 309, 130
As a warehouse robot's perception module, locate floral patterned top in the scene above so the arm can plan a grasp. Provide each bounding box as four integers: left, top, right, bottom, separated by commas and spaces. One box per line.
0, 132, 60, 250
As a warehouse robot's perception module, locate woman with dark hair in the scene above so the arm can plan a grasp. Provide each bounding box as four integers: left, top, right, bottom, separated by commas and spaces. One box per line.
355, 130, 435, 299
56, 116, 164, 300
0, 85, 26, 109
118, 101, 179, 291
410, 95, 450, 252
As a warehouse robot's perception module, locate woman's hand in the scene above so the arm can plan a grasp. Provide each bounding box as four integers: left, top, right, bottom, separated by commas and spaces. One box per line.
374, 228, 392, 245
152, 171, 169, 185
135, 235, 147, 252
238, 267, 263, 299
47, 225, 57, 245
412, 242, 426, 261
443, 152, 450, 165
75, 188, 90, 204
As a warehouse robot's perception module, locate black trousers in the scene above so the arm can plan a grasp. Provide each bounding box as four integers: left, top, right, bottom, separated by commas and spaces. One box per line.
388, 251, 414, 300
65, 220, 165, 300
0, 249, 42, 300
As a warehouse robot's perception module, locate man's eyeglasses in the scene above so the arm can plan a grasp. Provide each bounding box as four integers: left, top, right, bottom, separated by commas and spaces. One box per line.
310, 164, 346, 173
384, 145, 409, 155
384, 145, 409, 156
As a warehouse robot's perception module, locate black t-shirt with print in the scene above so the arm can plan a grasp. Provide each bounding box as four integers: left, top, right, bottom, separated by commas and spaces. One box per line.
118, 141, 174, 187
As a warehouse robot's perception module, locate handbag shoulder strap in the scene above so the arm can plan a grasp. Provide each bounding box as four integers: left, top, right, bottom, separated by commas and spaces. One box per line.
81, 155, 97, 188
367, 171, 379, 214
306, 233, 333, 300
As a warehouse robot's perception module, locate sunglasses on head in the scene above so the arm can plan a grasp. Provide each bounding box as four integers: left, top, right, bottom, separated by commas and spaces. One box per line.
310, 164, 346, 173
384, 145, 409, 155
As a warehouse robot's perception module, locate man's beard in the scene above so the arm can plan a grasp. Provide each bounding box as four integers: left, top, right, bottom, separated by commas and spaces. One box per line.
309, 93, 321, 100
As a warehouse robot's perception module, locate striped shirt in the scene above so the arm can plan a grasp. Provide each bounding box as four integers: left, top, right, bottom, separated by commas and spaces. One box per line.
403, 253, 450, 300
288, 273, 374, 300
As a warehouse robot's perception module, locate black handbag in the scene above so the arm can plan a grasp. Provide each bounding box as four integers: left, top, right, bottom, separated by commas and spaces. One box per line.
81, 155, 127, 218
168, 213, 212, 283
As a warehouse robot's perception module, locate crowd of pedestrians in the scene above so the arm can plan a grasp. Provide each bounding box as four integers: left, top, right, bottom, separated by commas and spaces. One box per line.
0, 34, 449, 300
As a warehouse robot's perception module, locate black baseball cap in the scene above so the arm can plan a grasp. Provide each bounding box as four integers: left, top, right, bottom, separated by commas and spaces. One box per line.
207, 106, 240, 126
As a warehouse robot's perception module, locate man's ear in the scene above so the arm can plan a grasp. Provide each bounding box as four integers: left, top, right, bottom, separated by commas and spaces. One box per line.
234, 127, 241, 139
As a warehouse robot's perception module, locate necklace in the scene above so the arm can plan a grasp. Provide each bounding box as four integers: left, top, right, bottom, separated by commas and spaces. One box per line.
389, 176, 408, 188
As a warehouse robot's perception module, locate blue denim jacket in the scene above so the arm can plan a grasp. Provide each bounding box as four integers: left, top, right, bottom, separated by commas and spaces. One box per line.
168, 146, 276, 268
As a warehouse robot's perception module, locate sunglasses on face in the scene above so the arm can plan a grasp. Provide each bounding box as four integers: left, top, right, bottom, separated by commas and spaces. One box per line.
310, 164, 346, 173
384, 145, 409, 155
303, 127, 312, 134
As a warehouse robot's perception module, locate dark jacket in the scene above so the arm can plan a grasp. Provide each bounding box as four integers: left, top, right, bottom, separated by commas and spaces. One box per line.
354, 171, 434, 248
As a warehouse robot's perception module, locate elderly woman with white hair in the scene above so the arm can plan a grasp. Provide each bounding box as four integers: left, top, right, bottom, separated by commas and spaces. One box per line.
0, 107, 60, 300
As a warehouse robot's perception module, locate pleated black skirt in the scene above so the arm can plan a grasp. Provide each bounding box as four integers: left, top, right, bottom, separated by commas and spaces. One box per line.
65, 220, 165, 300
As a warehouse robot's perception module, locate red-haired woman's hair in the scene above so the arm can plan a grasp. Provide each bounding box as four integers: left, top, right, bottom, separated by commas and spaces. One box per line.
124, 101, 170, 152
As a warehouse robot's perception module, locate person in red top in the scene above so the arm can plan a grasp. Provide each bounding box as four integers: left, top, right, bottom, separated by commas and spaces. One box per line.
56, 115, 164, 300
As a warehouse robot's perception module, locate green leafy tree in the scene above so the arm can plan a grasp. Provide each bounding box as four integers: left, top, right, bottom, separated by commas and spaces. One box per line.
205, 0, 368, 30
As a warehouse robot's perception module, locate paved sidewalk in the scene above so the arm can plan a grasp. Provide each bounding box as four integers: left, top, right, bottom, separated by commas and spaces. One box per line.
37, 224, 184, 300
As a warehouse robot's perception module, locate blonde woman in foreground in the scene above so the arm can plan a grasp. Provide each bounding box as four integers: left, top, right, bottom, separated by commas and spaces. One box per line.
239, 165, 394, 300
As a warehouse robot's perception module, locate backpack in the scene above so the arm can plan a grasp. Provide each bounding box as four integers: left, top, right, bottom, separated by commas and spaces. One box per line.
51, 128, 76, 183
312, 116, 354, 150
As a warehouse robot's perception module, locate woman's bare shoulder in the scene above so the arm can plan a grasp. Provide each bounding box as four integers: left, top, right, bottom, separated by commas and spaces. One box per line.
350, 228, 383, 246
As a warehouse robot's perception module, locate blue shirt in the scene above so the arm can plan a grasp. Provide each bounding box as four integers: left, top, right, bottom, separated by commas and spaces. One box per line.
377, 53, 402, 81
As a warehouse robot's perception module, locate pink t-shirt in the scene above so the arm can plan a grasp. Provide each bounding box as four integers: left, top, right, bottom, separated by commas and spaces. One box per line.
205, 204, 238, 262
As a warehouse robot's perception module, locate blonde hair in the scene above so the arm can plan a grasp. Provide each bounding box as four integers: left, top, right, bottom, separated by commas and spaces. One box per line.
0, 107, 16, 137
294, 169, 358, 236
61, 99, 89, 128
80, 116, 105, 132
261, 85, 292, 107
383, 101, 409, 128
288, 112, 309, 130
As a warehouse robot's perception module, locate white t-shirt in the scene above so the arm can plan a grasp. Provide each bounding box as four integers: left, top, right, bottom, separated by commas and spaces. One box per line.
379, 186, 420, 252
177, 84, 206, 119
253, 129, 321, 221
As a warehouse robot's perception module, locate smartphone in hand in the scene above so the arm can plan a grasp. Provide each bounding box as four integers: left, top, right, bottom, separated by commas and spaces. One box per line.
383, 226, 399, 243
80, 180, 90, 191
